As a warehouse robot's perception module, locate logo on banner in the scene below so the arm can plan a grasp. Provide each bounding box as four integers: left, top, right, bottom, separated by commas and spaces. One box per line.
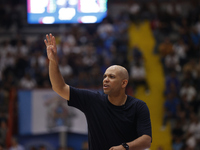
44, 96, 75, 132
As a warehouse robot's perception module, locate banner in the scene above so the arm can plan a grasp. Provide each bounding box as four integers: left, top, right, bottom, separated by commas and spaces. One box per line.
18, 89, 87, 135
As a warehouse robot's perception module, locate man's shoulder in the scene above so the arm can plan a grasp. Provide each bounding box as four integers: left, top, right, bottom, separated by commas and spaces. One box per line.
127, 95, 146, 105
70, 86, 103, 95
126, 96, 147, 110
70, 86, 105, 102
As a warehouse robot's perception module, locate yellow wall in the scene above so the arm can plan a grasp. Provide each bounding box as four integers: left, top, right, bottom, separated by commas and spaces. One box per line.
128, 21, 172, 150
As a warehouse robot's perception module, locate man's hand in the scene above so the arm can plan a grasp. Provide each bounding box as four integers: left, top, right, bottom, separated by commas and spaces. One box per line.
44, 33, 58, 64
109, 145, 125, 150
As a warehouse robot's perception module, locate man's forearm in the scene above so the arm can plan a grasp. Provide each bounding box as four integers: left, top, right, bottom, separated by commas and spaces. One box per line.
49, 61, 66, 92
127, 135, 151, 150
45, 33, 70, 100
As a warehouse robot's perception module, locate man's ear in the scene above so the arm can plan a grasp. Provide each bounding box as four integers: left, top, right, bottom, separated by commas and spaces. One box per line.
122, 80, 128, 88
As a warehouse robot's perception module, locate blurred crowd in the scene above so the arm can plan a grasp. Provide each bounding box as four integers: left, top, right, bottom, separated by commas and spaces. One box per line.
0, 0, 200, 150
150, 1, 200, 150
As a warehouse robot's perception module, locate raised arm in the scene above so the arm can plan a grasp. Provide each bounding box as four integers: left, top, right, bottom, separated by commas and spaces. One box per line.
44, 33, 70, 100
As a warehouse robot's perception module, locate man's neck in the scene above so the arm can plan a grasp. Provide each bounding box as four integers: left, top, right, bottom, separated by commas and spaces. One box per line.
108, 94, 127, 106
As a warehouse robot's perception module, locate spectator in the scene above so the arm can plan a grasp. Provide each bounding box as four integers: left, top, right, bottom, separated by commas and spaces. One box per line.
82, 44, 98, 69
185, 133, 196, 150
97, 18, 114, 40
158, 37, 173, 71
172, 38, 188, 67
59, 57, 73, 80
90, 64, 103, 89
164, 51, 181, 74
187, 113, 200, 146
3, 52, 16, 72
171, 121, 185, 150
178, 112, 190, 135
165, 70, 180, 96
28, 62, 43, 87
16, 40, 28, 57
177, 95, 191, 120
37, 69, 51, 88
172, 121, 185, 140
190, 27, 200, 49
19, 73, 37, 89
161, 93, 180, 130
15, 51, 29, 79
172, 137, 184, 150
30, 51, 47, 69
183, 59, 198, 79
77, 72, 90, 88
131, 45, 144, 65
181, 71, 195, 86
180, 81, 196, 103
129, 1, 141, 23
129, 61, 150, 94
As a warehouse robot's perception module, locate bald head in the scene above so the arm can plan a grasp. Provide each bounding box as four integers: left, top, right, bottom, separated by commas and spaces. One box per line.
103, 65, 129, 94
106, 65, 129, 81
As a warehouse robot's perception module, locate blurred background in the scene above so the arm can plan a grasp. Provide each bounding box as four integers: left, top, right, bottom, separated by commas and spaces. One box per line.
1, 0, 200, 150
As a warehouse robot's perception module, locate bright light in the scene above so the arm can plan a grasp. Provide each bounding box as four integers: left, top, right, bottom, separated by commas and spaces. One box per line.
30, 0, 48, 13
56, 0, 67, 5
69, 0, 78, 5
59, 8, 76, 20
80, 16, 97, 23
79, 0, 100, 13
42, 16, 55, 24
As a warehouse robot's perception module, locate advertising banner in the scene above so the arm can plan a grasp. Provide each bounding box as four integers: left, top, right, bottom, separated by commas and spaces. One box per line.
18, 89, 87, 135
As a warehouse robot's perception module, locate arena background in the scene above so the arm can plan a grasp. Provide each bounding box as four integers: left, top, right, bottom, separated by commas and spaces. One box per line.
0, 0, 200, 150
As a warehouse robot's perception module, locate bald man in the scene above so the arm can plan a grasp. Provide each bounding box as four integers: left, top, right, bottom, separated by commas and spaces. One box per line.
45, 34, 152, 150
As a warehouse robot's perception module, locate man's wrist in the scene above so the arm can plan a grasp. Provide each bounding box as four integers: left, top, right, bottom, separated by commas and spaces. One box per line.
121, 143, 129, 150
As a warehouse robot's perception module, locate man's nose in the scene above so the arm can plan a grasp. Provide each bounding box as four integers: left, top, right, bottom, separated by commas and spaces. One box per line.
104, 77, 109, 82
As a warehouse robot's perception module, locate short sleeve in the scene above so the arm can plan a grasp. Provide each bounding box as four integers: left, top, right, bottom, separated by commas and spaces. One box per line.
68, 86, 99, 113
136, 102, 152, 138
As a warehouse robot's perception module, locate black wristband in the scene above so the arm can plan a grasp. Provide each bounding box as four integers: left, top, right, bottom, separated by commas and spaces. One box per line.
121, 143, 129, 150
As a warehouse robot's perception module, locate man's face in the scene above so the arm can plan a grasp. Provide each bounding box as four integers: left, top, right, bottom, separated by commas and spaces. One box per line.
103, 67, 123, 95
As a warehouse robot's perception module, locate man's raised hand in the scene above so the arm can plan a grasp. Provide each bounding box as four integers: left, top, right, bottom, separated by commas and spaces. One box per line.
44, 33, 58, 64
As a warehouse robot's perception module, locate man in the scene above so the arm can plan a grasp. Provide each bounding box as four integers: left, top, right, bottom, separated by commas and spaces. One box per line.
44, 33, 152, 150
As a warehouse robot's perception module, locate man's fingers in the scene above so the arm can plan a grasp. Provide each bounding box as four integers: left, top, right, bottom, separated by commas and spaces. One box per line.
45, 33, 55, 47
44, 39, 47, 46
52, 36, 56, 47
50, 33, 53, 44
46, 34, 50, 44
